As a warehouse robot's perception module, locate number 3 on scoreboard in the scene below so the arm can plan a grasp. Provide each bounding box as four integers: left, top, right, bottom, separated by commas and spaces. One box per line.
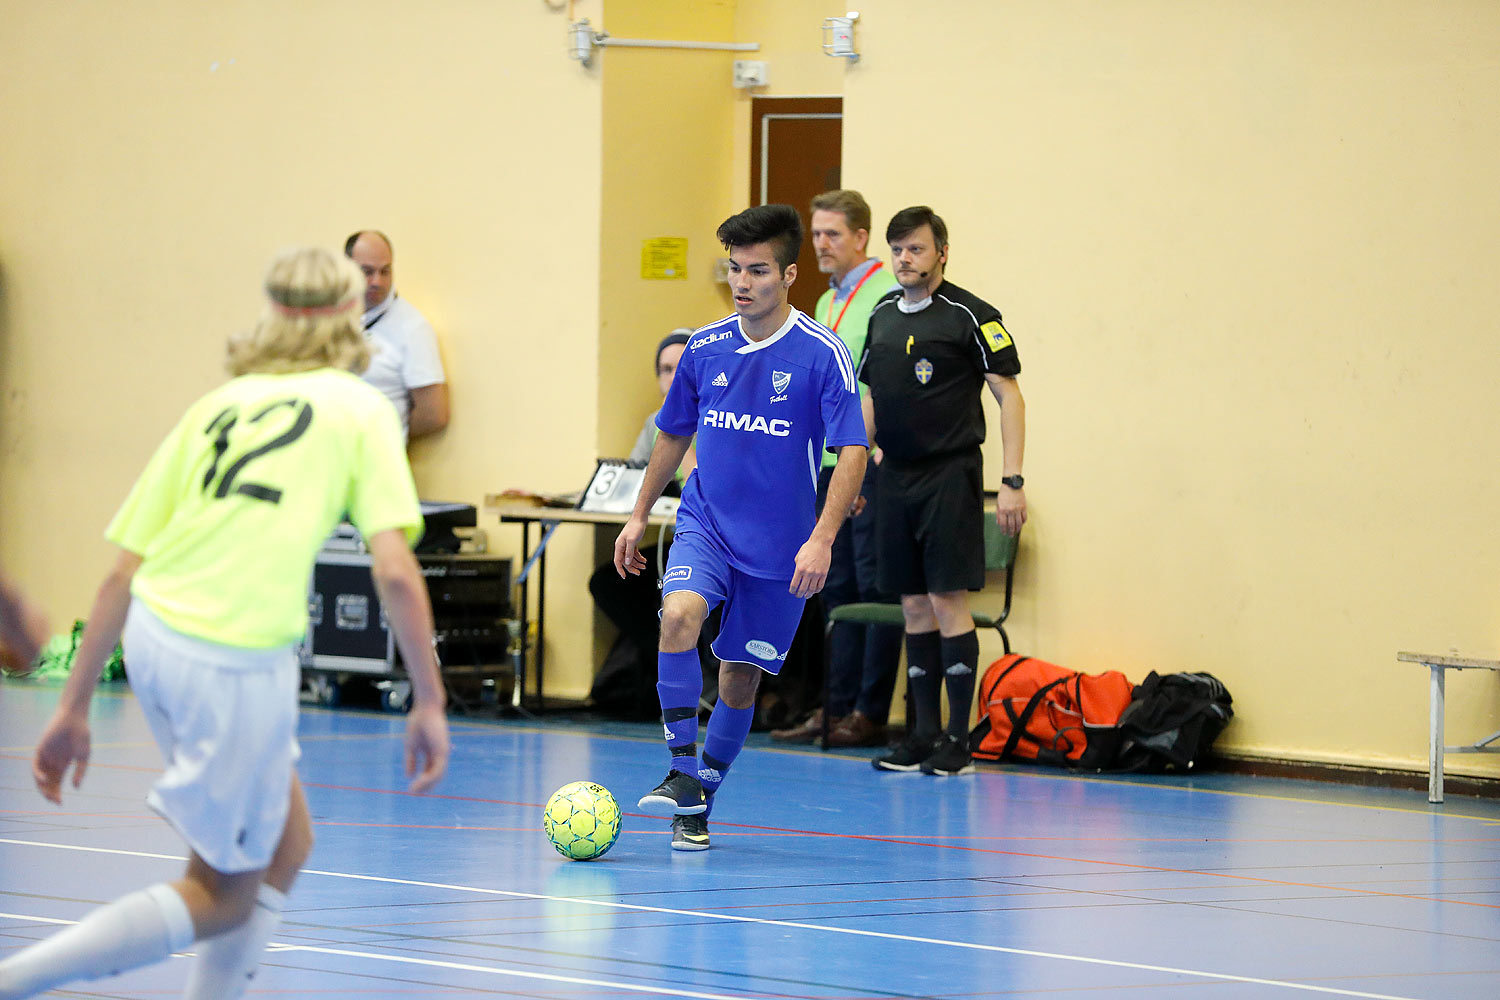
201, 398, 314, 505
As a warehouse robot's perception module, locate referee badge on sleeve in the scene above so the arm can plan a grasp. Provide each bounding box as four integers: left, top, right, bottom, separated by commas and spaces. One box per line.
981, 320, 1013, 352
914, 358, 934, 385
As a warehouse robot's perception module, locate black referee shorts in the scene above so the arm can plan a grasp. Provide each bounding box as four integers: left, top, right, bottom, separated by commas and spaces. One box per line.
875, 449, 985, 596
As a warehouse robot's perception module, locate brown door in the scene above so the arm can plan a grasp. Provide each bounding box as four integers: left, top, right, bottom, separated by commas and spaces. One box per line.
750, 97, 842, 317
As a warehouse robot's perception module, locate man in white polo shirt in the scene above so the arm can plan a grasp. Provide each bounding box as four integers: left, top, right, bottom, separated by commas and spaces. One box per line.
344, 230, 449, 441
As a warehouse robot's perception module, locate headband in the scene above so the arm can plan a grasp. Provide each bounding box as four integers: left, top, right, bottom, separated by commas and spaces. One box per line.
269, 297, 356, 317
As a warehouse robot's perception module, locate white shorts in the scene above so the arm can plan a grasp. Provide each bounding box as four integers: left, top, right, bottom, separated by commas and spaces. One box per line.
122, 600, 301, 874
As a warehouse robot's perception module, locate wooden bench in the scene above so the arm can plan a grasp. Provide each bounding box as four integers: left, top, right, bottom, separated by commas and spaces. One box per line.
1398, 651, 1500, 803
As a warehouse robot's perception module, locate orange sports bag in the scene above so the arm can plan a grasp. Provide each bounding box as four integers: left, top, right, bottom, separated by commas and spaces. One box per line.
968, 654, 1135, 769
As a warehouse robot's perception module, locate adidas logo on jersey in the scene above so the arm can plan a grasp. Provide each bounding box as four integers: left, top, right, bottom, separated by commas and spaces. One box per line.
712, 372, 729, 387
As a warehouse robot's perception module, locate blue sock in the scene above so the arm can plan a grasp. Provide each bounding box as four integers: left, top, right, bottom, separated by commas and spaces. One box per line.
657, 649, 703, 774
699, 701, 754, 804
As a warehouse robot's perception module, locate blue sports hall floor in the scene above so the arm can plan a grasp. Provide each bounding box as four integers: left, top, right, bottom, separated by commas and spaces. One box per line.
1, 680, 1497, 999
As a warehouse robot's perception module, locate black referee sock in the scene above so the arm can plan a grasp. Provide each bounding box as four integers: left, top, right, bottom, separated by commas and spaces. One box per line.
941, 630, 981, 739
904, 630, 943, 741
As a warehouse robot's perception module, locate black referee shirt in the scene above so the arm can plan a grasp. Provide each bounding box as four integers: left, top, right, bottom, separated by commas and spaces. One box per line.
856, 280, 1021, 464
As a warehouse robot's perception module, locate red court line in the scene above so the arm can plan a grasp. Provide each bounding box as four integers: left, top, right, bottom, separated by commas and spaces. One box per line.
723, 819, 1500, 911
0, 752, 160, 774
7, 772, 1485, 913
298, 780, 1500, 912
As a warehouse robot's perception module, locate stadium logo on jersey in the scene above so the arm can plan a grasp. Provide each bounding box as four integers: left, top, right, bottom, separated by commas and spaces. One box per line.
712, 372, 730, 387
914, 358, 934, 385
744, 639, 780, 661
702, 410, 791, 437
663, 566, 692, 584
692, 329, 735, 350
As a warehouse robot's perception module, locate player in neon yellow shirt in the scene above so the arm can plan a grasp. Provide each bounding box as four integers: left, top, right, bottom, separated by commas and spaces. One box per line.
0, 248, 449, 1000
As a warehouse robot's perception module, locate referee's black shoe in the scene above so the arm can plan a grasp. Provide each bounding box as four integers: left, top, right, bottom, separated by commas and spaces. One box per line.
920, 734, 977, 776
873, 732, 938, 772
638, 770, 707, 815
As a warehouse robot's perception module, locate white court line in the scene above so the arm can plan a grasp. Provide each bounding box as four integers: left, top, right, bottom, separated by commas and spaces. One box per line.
273, 946, 758, 1000
0, 837, 1421, 1000
0, 912, 73, 926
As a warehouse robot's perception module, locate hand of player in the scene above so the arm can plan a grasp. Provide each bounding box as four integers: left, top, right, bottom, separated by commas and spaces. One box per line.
790, 538, 833, 599
404, 703, 450, 794
32, 709, 92, 804
996, 485, 1027, 537
870, 446, 883, 466
613, 517, 648, 578
849, 494, 868, 518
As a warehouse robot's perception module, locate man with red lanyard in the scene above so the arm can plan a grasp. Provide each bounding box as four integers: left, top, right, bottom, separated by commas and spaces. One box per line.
770, 190, 903, 748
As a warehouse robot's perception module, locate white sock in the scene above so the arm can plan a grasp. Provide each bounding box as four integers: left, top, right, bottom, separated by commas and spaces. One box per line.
182, 883, 285, 1000
0, 883, 194, 1000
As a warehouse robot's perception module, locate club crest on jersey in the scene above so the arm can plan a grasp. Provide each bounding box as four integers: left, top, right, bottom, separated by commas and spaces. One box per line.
772, 370, 791, 394
914, 358, 934, 385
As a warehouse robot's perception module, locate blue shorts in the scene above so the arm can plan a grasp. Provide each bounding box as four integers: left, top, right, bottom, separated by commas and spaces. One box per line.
661, 529, 805, 675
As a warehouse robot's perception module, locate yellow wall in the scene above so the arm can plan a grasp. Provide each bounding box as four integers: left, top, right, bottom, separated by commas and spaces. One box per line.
0, 1, 603, 684
581, 0, 743, 685
596, 0, 739, 459
841, 0, 1500, 775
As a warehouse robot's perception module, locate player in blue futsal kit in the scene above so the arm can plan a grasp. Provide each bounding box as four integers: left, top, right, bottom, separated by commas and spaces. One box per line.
614, 204, 868, 851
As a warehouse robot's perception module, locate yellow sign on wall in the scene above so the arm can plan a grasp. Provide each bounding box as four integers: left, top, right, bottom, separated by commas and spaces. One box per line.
641, 237, 688, 279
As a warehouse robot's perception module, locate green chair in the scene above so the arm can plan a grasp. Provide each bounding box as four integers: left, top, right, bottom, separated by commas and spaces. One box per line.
819, 519, 1020, 749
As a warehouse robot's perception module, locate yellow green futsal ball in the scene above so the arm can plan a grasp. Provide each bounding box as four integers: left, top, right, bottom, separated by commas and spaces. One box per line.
543, 781, 621, 860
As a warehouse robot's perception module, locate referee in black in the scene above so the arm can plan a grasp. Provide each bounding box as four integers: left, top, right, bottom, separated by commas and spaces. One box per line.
856, 206, 1026, 776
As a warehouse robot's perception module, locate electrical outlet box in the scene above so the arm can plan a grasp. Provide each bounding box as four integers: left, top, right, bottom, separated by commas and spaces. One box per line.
733, 60, 768, 89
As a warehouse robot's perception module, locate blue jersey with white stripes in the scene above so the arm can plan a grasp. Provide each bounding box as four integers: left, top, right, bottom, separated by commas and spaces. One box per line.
657, 307, 866, 579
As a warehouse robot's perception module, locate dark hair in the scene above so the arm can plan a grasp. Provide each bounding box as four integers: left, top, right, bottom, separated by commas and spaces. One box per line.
343, 230, 393, 258
885, 206, 947, 249
810, 190, 872, 234
716, 204, 803, 271
655, 330, 692, 374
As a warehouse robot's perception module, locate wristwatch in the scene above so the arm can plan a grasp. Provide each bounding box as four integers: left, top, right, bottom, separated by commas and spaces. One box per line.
1000, 475, 1025, 489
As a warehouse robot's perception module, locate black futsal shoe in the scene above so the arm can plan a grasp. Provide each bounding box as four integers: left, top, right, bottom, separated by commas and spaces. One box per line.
920, 734, 977, 776
872, 732, 937, 772
638, 770, 707, 815
671, 813, 710, 851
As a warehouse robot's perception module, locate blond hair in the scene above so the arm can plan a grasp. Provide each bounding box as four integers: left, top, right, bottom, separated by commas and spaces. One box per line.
226, 247, 370, 376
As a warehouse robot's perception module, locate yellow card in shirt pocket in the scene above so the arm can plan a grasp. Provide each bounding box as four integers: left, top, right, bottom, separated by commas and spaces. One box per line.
980, 320, 1012, 352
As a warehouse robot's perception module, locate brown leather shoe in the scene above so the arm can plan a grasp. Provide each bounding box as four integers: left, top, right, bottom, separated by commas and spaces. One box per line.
770, 709, 842, 744
823, 710, 887, 748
